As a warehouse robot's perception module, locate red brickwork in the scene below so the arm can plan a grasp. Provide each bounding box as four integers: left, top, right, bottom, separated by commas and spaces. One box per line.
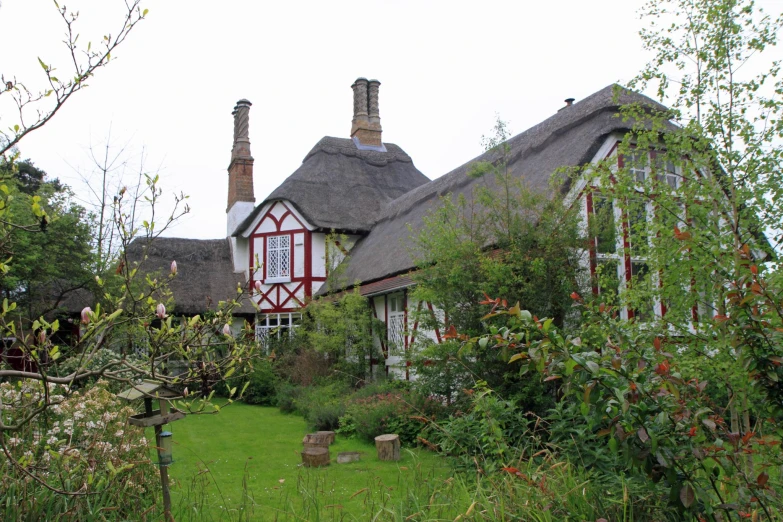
227, 158, 255, 211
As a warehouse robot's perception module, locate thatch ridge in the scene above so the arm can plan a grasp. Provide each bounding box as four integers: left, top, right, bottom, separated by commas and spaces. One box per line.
323, 84, 666, 294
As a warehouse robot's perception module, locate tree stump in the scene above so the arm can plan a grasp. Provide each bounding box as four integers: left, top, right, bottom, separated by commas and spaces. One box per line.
316, 431, 336, 445
374, 434, 400, 461
303, 432, 333, 449
337, 451, 361, 464
301, 447, 330, 467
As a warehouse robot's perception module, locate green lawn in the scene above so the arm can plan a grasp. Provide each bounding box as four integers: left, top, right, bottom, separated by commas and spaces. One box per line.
157, 402, 454, 521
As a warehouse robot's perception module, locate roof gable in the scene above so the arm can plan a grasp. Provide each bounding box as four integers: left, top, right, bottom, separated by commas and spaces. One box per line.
234, 137, 430, 235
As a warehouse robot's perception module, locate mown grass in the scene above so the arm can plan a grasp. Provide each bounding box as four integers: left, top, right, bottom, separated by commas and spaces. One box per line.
157, 402, 453, 520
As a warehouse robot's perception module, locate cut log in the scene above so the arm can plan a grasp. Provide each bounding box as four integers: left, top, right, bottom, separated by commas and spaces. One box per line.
316, 431, 336, 445
374, 434, 400, 461
337, 451, 361, 464
303, 432, 333, 449
301, 447, 330, 467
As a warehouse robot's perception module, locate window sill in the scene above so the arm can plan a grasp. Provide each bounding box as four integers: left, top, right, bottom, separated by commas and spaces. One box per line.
265, 277, 291, 284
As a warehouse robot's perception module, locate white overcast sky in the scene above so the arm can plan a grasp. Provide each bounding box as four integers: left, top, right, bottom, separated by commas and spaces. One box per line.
1, 0, 781, 239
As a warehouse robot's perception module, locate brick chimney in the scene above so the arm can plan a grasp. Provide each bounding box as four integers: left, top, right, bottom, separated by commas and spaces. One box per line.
350, 78, 384, 149
227, 99, 255, 237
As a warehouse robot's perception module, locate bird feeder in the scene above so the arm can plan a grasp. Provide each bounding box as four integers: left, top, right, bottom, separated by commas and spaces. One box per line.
159, 431, 174, 466
117, 379, 184, 428
117, 379, 184, 521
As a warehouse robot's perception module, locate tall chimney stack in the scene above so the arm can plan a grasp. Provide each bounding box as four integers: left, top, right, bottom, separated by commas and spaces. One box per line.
350, 78, 383, 148
227, 99, 255, 236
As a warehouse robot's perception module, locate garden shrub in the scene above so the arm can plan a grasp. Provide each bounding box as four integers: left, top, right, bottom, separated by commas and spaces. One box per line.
275, 382, 302, 413
225, 357, 278, 405
54, 348, 147, 393
0, 379, 157, 520
340, 385, 443, 445
426, 382, 533, 472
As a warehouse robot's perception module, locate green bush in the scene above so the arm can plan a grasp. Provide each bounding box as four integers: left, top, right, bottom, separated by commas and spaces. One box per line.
426, 383, 533, 472
341, 385, 442, 445
227, 358, 278, 405
275, 383, 302, 413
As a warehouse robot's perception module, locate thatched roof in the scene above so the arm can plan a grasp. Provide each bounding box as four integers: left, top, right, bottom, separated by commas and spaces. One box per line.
234, 137, 430, 235
125, 237, 255, 315
323, 85, 667, 294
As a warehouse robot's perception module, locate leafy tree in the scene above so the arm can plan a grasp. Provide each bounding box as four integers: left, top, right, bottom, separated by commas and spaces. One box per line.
465, 0, 783, 518
0, 158, 92, 319
408, 118, 582, 404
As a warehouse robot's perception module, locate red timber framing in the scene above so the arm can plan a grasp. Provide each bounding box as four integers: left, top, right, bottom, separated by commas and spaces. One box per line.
249, 201, 325, 313
585, 141, 691, 321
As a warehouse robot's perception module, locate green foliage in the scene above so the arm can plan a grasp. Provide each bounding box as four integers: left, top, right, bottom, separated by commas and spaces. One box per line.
409, 117, 582, 409
474, 299, 783, 518
225, 357, 278, 405
0, 159, 93, 319
295, 290, 382, 384
338, 382, 442, 445
427, 381, 533, 473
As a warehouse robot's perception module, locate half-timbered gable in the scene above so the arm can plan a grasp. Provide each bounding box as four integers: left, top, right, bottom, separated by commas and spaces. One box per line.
229, 79, 429, 342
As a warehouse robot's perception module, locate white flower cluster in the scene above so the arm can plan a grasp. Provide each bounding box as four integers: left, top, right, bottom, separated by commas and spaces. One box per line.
1, 379, 157, 497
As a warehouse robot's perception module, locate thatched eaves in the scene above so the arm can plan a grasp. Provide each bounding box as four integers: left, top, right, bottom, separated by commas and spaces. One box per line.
234, 137, 430, 235
125, 237, 255, 316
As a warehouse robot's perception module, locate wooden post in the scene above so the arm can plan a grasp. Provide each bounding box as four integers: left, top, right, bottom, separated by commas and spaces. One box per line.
374, 434, 400, 461
150, 398, 172, 522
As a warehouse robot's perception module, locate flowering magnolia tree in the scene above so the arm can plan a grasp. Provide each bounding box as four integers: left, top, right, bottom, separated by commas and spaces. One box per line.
0, 173, 263, 506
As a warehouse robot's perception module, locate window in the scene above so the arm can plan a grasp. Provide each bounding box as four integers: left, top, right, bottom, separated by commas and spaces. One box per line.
626, 151, 648, 184
591, 195, 616, 254
653, 156, 680, 189
595, 259, 620, 298
266, 235, 290, 281
255, 312, 300, 346
387, 293, 405, 355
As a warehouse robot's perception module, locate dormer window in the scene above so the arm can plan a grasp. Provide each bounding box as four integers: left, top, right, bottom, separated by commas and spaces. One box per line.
266, 235, 291, 283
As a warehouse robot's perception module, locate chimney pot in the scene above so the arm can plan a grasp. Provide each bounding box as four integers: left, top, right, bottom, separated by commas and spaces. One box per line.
350, 77, 383, 148
565, 98, 575, 107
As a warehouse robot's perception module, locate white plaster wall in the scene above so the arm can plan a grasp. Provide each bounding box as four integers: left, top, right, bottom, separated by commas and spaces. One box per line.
230, 236, 249, 278
227, 201, 255, 238
294, 233, 305, 278
311, 233, 326, 278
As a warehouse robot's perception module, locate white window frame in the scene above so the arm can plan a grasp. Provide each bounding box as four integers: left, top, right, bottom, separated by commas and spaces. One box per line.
386, 293, 406, 355
255, 312, 300, 346
266, 235, 291, 283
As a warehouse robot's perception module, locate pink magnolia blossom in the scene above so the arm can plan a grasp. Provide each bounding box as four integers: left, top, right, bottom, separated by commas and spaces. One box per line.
156, 303, 167, 319
81, 307, 92, 324
170, 260, 177, 276
37, 330, 46, 345
254, 280, 262, 293
222, 323, 232, 337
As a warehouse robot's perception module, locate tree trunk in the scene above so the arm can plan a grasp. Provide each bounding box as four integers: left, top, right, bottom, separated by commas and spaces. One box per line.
301, 447, 330, 467
375, 434, 400, 461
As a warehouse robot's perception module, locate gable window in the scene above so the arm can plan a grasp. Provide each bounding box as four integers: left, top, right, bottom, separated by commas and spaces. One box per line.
266, 235, 291, 282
